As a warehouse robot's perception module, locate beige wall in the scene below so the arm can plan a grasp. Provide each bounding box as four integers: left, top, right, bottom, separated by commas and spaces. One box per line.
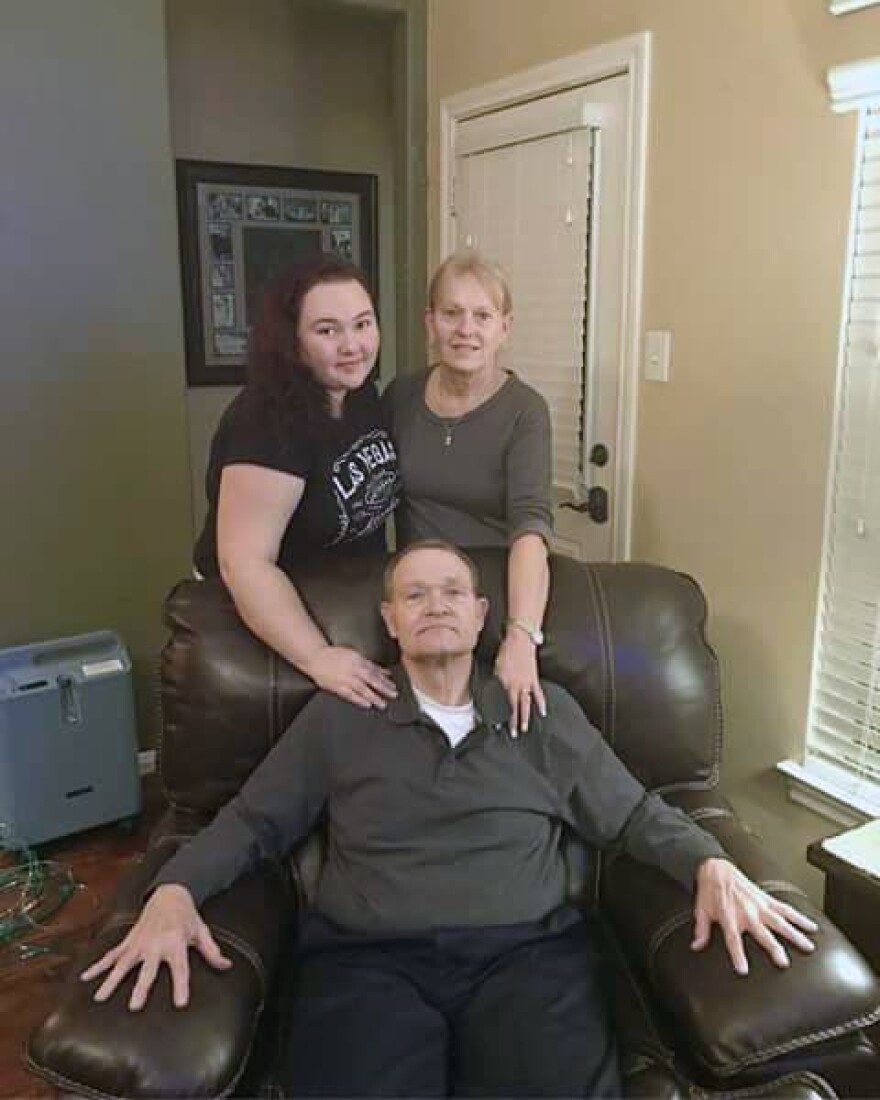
0, 0, 192, 744
165, 0, 397, 530
426, 0, 880, 896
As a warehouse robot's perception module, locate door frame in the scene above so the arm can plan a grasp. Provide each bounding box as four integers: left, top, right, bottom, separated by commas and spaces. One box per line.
439, 33, 652, 561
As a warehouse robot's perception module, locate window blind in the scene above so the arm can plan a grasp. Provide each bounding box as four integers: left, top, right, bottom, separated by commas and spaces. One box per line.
454, 126, 594, 494
805, 106, 880, 807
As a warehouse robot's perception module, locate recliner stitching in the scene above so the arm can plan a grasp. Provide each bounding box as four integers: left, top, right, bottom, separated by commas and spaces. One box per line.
646, 910, 693, 984
582, 564, 611, 909
689, 807, 735, 822
706, 1069, 839, 1099
699, 1005, 880, 1076
759, 879, 811, 901
605, 924, 679, 1071
586, 565, 616, 747
269, 647, 279, 750
212, 924, 269, 995
681, 570, 724, 788
24, 1055, 129, 1100
646, 571, 723, 797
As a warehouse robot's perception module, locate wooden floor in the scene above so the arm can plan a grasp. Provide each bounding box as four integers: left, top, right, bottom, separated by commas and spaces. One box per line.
0, 779, 161, 1098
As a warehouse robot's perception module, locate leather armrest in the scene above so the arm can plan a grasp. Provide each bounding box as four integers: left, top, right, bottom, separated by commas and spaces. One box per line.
624, 1065, 837, 1100
27, 843, 293, 1099
602, 806, 880, 1078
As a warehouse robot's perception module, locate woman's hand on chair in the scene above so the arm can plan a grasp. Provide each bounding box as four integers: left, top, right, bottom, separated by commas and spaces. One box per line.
304, 645, 397, 709
495, 629, 546, 735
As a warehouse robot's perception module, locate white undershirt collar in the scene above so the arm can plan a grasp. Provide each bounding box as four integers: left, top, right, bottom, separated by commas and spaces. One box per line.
411, 684, 476, 748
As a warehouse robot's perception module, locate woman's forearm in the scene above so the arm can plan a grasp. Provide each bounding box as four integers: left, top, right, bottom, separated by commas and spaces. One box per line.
506, 532, 549, 632
213, 467, 395, 708
496, 533, 550, 730
221, 558, 397, 709
221, 558, 328, 674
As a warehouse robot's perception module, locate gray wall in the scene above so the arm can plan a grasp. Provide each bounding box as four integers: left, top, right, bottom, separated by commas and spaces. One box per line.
165, 0, 398, 531
0, 0, 192, 744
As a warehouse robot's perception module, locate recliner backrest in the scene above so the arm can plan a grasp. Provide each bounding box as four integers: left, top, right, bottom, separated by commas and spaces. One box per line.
159, 551, 722, 816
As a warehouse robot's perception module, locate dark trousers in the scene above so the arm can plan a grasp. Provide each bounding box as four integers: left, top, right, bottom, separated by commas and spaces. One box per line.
277, 908, 620, 1098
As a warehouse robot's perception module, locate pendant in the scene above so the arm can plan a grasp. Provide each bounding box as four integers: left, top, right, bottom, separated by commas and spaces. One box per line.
444, 426, 453, 447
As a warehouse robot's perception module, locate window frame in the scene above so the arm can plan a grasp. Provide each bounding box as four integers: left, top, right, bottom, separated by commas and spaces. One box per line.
779, 59, 880, 825
829, 1, 880, 15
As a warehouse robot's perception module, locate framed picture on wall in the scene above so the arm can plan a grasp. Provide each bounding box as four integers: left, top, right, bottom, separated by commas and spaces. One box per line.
176, 159, 378, 386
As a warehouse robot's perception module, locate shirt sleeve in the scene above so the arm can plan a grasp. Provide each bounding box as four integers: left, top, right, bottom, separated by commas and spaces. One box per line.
505, 385, 555, 545
542, 683, 727, 890
150, 693, 332, 905
217, 396, 313, 479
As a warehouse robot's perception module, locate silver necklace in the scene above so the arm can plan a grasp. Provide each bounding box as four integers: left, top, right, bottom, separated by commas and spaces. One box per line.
433, 369, 502, 448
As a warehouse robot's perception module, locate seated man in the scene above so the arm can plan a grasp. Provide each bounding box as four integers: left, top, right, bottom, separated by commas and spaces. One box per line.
82, 540, 818, 1098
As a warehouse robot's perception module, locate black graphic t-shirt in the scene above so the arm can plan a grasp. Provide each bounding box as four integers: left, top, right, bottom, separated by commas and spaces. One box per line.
194, 383, 400, 577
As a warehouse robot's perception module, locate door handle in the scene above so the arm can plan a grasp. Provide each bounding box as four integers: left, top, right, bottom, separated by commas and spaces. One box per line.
560, 486, 609, 524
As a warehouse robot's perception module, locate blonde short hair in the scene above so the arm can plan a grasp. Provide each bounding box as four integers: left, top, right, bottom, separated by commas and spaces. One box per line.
427, 250, 512, 315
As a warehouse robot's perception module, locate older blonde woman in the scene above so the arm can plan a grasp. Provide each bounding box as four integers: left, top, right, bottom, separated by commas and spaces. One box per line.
383, 251, 553, 732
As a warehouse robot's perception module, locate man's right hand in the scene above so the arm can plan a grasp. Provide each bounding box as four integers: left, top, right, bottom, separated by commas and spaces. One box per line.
80, 883, 232, 1011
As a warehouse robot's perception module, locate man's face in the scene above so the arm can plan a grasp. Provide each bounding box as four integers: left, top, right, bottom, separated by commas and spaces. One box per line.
381, 548, 488, 661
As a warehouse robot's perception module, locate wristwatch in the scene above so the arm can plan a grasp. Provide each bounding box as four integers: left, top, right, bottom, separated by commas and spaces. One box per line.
506, 617, 545, 647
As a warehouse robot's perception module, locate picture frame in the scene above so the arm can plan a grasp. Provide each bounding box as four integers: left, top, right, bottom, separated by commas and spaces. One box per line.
175, 159, 378, 386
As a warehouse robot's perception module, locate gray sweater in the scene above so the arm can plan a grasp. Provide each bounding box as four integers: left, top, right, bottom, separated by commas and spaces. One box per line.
381, 370, 554, 548
153, 668, 726, 932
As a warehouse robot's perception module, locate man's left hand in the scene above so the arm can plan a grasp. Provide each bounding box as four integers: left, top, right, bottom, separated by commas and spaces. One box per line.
692, 858, 819, 975
495, 629, 546, 735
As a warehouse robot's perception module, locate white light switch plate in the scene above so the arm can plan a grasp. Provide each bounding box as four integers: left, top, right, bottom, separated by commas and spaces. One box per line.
644, 330, 671, 382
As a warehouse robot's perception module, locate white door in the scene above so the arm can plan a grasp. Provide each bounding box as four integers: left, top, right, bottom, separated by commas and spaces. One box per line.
448, 74, 628, 562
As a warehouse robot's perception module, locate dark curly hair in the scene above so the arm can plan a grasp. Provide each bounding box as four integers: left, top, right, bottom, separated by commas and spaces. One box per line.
242, 253, 376, 441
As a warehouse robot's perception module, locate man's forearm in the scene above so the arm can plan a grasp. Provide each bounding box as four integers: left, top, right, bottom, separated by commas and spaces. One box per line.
614, 792, 728, 890
150, 798, 271, 906
151, 699, 330, 905
554, 682, 727, 890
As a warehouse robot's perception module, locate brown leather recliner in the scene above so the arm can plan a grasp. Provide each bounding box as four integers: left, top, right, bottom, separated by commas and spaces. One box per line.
27, 552, 880, 1099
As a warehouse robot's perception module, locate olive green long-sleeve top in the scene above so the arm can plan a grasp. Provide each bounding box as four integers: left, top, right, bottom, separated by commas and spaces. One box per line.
154, 668, 725, 931
381, 370, 554, 549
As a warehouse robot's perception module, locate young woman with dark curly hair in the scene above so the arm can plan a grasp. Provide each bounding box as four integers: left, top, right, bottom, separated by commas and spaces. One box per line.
193, 254, 401, 709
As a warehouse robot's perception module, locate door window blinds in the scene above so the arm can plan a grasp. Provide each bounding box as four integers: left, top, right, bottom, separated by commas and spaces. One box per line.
805, 106, 880, 808
454, 104, 595, 494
